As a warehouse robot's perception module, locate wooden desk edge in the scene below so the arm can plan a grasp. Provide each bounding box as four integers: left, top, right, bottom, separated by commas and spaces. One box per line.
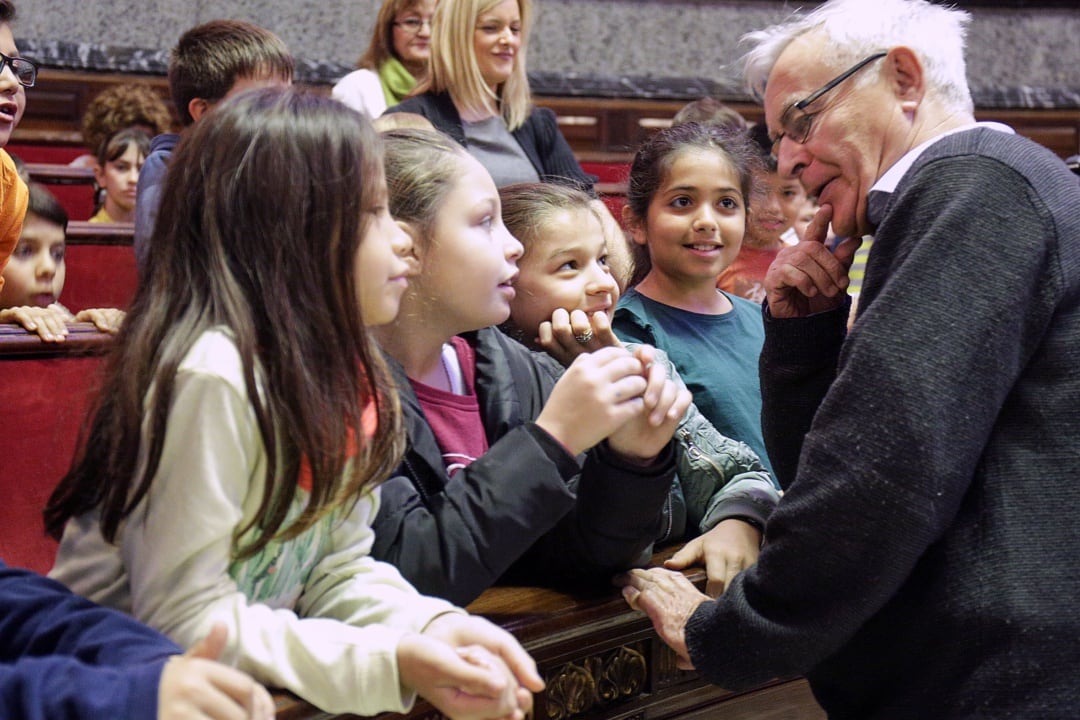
66, 220, 135, 246
0, 322, 115, 356
270, 555, 822, 720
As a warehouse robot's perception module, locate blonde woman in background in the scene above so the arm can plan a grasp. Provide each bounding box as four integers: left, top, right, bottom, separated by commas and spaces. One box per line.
385, 0, 592, 190
386, 0, 634, 288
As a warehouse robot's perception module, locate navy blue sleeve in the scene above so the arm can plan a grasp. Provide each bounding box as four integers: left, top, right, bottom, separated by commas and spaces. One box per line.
0, 562, 178, 720
0, 656, 166, 720
134, 152, 167, 273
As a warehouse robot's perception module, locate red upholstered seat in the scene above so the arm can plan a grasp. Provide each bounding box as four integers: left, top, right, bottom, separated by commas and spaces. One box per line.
0, 324, 112, 573
62, 222, 138, 313
7, 146, 98, 221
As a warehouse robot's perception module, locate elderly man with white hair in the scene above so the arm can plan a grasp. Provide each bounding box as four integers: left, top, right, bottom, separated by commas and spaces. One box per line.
617, 0, 1080, 717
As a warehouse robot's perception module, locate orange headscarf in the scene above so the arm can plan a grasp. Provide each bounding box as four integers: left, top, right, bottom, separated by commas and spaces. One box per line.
0, 148, 29, 294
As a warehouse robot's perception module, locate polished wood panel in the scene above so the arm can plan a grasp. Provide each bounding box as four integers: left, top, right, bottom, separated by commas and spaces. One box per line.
534, 96, 1080, 161
66, 220, 134, 246
24, 162, 95, 185
14, 69, 1080, 161
271, 559, 825, 720
0, 320, 113, 356
20, 69, 173, 146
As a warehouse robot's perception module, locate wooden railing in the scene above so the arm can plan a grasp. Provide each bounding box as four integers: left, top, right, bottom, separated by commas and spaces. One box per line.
271, 554, 825, 720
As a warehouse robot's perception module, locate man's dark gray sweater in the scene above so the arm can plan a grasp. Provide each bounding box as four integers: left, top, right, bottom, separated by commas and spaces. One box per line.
683, 128, 1080, 718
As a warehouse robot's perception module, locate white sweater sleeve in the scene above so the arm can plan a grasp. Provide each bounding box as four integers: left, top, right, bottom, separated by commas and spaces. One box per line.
331, 69, 389, 119
77, 333, 459, 715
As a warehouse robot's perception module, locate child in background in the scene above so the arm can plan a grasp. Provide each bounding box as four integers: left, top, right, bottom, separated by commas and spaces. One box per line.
500, 182, 779, 595
46, 89, 540, 719
613, 122, 774, 476
90, 128, 149, 224
73, 83, 174, 169
370, 128, 690, 606
0, 182, 124, 341
134, 19, 294, 272
717, 123, 805, 303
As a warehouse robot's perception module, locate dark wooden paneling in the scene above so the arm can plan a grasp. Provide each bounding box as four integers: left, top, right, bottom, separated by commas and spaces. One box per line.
14, 69, 1080, 161
19, 69, 173, 145
536, 96, 1080, 161
271, 559, 827, 720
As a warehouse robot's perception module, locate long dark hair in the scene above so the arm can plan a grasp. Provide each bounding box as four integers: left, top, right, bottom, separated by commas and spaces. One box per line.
45, 88, 405, 558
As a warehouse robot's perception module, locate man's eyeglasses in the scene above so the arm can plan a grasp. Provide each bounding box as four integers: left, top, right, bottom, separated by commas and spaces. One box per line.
393, 18, 432, 33
771, 51, 887, 155
0, 51, 37, 88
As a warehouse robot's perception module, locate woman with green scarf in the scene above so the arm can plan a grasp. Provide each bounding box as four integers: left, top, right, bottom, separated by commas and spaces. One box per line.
333, 0, 435, 118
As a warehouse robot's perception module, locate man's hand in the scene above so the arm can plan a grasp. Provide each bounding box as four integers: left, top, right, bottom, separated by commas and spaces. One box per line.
616, 568, 710, 670
764, 204, 861, 318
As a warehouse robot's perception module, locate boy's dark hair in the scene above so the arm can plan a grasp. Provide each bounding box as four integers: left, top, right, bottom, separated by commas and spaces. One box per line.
27, 182, 68, 233
168, 19, 294, 126
0, 0, 16, 22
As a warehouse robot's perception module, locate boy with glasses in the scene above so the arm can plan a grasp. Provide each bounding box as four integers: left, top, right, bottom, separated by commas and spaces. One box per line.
0, 0, 29, 296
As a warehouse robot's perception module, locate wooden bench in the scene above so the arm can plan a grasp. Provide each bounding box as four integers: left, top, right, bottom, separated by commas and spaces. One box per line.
24, 162, 95, 185
0, 323, 114, 574
62, 220, 138, 313
18, 160, 97, 221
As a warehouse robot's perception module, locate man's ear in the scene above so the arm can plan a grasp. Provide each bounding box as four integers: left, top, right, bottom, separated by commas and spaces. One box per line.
187, 97, 211, 122
621, 205, 648, 246
885, 46, 925, 111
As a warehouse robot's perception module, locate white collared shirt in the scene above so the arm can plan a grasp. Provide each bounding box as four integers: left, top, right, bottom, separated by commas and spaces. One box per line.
870, 121, 1014, 195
